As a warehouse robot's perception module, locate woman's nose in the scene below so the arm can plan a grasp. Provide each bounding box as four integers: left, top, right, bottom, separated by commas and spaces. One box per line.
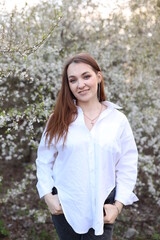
77, 79, 85, 88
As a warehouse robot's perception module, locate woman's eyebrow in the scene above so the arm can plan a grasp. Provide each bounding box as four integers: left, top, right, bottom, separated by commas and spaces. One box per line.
81, 71, 90, 76
68, 71, 90, 79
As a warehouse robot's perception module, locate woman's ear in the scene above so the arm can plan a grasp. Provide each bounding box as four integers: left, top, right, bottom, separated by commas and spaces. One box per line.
97, 71, 102, 83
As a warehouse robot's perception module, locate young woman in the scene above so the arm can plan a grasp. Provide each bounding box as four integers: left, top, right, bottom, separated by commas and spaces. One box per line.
36, 53, 138, 240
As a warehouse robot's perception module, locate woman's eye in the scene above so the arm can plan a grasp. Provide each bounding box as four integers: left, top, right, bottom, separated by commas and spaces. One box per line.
69, 79, 76, 83
84, 75, 90, 79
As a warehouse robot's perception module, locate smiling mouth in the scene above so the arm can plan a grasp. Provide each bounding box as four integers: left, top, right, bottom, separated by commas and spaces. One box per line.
78, 89, 89, 94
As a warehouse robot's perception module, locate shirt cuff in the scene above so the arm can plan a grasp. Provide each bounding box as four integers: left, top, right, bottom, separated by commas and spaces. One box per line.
36, 180, 54, 198
115, 186, 139, 205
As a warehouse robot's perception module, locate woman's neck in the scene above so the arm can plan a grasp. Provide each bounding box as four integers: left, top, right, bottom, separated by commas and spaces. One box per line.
77, 99, 102, 116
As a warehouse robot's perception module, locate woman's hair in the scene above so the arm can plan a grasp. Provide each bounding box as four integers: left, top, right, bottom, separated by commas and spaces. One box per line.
45, 52, 106, 147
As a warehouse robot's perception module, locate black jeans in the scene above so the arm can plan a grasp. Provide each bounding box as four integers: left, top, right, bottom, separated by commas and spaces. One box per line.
52, 214, 114, 240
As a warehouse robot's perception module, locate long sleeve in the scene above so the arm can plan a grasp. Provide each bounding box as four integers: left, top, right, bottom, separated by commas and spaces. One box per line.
115, 117, 138, 205
36, 131, 57, 198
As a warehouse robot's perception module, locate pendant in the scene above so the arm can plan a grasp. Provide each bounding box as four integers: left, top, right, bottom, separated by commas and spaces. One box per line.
91, 121, 94, 125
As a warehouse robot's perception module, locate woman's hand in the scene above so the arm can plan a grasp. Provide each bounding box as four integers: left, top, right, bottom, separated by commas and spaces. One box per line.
44, 193, 63, 215
103, 201, 123, 224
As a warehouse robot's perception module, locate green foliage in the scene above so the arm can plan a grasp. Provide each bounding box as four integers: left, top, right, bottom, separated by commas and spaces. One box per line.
152, 233, 160, 240
28, 227, 56, 240
0, 219, 10, 237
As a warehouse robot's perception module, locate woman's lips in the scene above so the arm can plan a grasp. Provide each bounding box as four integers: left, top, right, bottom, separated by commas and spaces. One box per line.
78, 89, 89, 94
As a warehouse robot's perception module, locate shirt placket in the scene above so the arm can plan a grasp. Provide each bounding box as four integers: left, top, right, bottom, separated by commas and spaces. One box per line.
88, 132, 96, 219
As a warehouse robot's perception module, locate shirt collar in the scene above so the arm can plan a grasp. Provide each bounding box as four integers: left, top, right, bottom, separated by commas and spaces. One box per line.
74, 101, 122, 125
102, 101, 122, 110
75, 101, 122, 110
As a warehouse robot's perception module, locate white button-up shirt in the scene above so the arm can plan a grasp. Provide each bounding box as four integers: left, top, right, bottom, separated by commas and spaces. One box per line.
36, 101, 138, 235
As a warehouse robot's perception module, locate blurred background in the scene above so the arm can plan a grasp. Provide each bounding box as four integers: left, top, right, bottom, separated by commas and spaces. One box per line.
0, 0, 160, 239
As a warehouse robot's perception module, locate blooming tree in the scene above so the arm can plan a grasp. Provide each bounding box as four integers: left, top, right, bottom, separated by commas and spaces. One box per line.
0, 1, 160, 236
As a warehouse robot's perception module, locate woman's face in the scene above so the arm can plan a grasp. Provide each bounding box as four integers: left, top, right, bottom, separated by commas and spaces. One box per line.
67, 62, 101, 105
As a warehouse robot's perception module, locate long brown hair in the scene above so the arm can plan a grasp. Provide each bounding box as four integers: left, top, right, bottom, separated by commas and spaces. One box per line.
45, 53, 106, 147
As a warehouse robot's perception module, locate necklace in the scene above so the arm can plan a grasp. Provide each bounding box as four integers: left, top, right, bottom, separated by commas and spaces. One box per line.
83, 104, 103, 126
